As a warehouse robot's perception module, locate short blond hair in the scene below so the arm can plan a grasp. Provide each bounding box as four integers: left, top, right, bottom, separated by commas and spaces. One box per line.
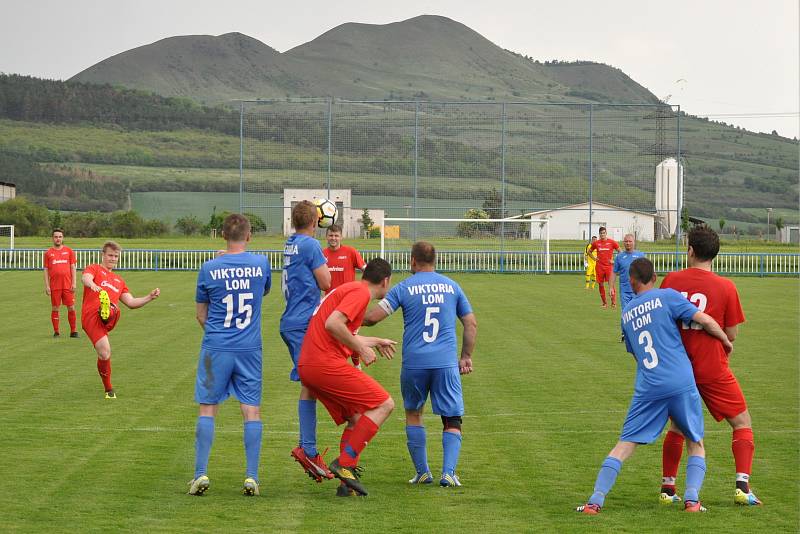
292, 201, 317, 230
102, 241, 121, 253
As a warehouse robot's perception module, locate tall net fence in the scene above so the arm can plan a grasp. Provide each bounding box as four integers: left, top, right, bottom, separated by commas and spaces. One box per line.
240, 100, 680, 245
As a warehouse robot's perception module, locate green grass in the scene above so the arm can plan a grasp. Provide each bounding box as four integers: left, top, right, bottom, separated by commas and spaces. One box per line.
0, 272, 797, 532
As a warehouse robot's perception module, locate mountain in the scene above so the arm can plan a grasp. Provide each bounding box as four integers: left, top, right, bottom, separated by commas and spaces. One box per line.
71, 16, 658, 105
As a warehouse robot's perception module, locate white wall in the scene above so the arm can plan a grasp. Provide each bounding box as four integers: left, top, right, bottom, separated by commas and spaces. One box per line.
536, 205, 655, 241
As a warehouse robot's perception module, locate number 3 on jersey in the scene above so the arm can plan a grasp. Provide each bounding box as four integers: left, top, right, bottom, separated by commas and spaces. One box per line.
222, 292, 253, 329
423, 306, 439, 342
638, 330, 659, 369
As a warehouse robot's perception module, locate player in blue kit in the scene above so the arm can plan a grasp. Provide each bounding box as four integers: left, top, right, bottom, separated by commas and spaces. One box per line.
281, 201, 333, 482
188, 214, 271, 497
576, 257, 732, 514
610, 234, 645, 342
364, 241, 477, 487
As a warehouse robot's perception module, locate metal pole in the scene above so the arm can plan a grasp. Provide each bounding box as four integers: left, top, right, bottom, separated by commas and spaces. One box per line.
239, 101, 244, 214
588, 104, 594, 238
413, 101, 419, 241
500, 102, 507, 272
674, 106, 682, 271
327, 98, 332, 196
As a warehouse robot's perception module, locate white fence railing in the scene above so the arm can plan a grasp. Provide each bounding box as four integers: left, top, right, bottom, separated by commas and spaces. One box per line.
1, 249, 798, 276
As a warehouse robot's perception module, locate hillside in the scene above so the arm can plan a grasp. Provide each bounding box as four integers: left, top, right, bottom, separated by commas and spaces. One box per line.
71, 16, 657, 105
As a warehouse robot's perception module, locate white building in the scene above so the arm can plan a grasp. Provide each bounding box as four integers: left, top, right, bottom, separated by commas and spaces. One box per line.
0, 182, 15, 203
523, 201, 657, 241
282, 189, 384, 238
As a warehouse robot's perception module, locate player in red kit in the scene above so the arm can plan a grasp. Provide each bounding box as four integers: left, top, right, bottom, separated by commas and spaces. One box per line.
589, 226, 620, 308
322, 224, 366, 294
298, 258, 397, 497
81, 241, 160, 399
43, 229, 78, 337
658, 225, 761, 506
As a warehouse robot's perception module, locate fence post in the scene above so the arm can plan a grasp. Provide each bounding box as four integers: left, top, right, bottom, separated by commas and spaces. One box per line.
500, 102, 507, 273
759, 254, 765, 277
154, 250, 160, 272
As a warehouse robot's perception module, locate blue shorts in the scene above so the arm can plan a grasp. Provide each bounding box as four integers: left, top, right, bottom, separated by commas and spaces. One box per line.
280, 328, 306, 382
194, 349, 262, 406
620, 289, 635, 309
620, 387, 704, 444
400, 367, 464, 416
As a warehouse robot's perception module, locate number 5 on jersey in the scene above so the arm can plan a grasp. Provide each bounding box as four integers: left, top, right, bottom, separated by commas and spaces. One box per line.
423, 306, 439, 342
222, 292, 253, 329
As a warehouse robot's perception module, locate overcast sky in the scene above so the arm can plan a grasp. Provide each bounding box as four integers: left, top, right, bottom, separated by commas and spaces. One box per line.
2, 0, 798, 138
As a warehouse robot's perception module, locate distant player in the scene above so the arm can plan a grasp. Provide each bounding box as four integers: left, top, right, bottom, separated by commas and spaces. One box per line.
658, 225, 761, 506
584, 236, 597, 289
589, 227, 620, 308
81, 241, 160, 399
187, 214, 271, 497
576, 257, 732, 514
281, 201, 333, 481
322, 224, 366, 294
43, 228, 78, 338
363, 242, 477, 487
610, 233, 645, 341
298, 258, 397, 497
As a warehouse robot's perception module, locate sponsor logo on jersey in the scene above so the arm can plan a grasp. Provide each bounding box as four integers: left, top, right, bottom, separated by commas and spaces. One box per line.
100, 280, 121, 293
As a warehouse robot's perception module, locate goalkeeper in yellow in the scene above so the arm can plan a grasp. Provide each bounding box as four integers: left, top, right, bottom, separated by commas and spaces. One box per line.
584, 236, 598, 289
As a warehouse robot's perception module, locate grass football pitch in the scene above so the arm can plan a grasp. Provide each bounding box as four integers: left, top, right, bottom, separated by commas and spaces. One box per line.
0, 271, 797, 532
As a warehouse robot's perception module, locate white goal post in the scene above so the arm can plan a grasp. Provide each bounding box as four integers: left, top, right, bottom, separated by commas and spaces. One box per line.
379, 217, 550, 274
0, 225, 14, 249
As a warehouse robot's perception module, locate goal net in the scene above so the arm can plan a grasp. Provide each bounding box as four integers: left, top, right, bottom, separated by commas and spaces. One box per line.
0, 225, 13, 249
378, 217, 550, 273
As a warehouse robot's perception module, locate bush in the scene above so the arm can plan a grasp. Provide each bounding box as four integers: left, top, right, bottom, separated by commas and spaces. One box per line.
0, 197, 51, 236
456, 208, 491, 238
175, 215, 203, 236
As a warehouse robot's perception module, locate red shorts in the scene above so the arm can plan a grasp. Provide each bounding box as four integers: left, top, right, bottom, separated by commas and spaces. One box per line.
50, 289, 75, 307
595, 266, 612, 283
298, 361, 390, 425
697, 372, 748, 421
81, 307, 121, 345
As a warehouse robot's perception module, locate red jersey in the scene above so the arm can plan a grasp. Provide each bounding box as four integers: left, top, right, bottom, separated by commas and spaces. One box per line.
81, 264, 129, 316
322, 246, 366, 294
661, 268, 745, 383
299, 281, 371, 365
44, 246, 77, 289
589, 238, 620, 268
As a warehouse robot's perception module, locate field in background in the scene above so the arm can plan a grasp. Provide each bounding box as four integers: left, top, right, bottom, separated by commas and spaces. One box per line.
0, 272, 797, 532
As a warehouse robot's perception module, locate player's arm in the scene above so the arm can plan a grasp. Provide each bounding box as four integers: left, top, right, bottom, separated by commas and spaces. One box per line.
119, 288, 161, 309
458, 312, 477, 374
724, 325, 738, 342
82, 271, 100, 292
196, 302, 208, 329
362, 305, 389, 326
313, 263, 331, 292
325, 310, 395, 366
43, 266, 51, 295
690, 310, 733, 353
71, 263, 77, 291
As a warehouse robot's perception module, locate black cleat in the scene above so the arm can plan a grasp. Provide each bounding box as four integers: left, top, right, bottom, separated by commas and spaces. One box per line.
329, 459, 367, 496
53, 332, 60, 338
70, 332, 79, 338
336, 483, 357, 497
619, 334, 625, 343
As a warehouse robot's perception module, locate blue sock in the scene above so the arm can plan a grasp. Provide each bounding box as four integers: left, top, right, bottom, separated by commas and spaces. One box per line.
589, 456, 623, 507
442, 431, 462, 476
298, 399, 318, 457
243, 420, 262, 481
683, 455, 706, 503
194, 416, 214, 478
406, 425, 429, 475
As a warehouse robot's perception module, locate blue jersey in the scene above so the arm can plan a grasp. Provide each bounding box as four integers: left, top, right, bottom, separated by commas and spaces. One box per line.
614, 250, 645, 294
378, 271, 473, 370
621, 288, 700, 400
280, 233, 326, 332
196, 252, 271, 352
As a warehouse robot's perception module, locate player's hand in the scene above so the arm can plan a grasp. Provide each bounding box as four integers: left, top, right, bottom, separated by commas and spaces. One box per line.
375, 339, 396, 360
45, 287, 51, 295
459, 356, 473, 375
71, 284, 76, 292
149, 288, 161, 299
358, 346, 377, 367
721, 337, 733, 354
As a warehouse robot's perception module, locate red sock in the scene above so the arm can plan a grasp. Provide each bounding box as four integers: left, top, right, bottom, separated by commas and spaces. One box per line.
598, 284, 607, 305
732, 427, 754, 478
68, 309, 77, 333
338, 416, 379, 467
340, 427, 354, 455
662, 431, 685, 486
97, 358, 113, 391
51, 311, 60, 334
